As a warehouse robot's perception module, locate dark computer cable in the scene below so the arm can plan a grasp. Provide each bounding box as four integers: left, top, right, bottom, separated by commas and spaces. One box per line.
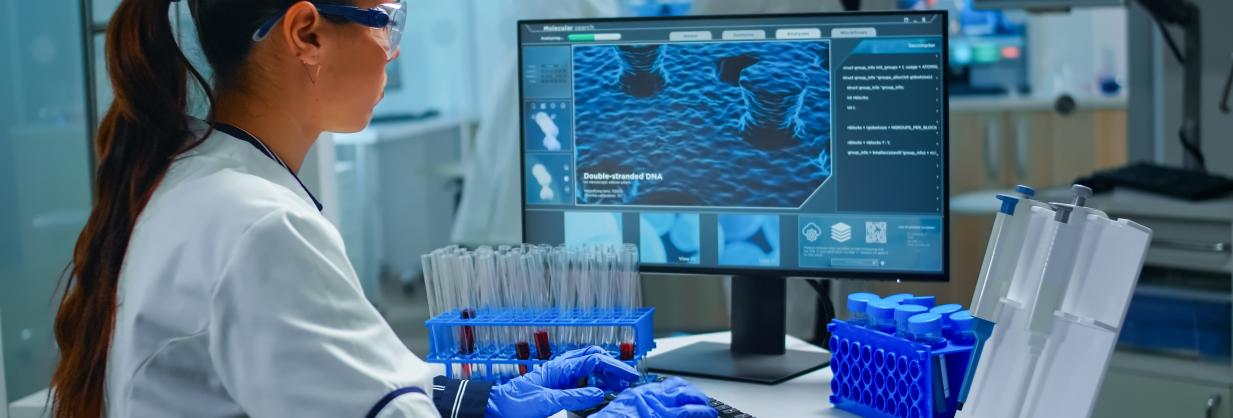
1220, 53, 1233, 114
1151, 14, 1184, 64
807, 279, 836, 347
1136, 0, 1205, 171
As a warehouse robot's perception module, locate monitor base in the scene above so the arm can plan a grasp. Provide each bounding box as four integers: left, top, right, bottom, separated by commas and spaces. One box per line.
647, 276, 831, 384
647, 341, 830, 385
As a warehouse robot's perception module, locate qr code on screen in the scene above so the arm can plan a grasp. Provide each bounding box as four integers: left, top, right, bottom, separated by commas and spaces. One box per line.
865, 222, 887, 244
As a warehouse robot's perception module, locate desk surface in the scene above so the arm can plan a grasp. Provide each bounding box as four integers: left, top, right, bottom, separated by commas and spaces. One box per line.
14, 333, 852, 418
645, 332, 854, 418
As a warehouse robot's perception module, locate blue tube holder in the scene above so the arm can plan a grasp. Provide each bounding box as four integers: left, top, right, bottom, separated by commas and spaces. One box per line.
828, 318, 973, 418
425, 307, 656, 382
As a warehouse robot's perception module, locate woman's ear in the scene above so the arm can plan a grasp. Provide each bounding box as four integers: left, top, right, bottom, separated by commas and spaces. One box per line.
280, 1, 325, 66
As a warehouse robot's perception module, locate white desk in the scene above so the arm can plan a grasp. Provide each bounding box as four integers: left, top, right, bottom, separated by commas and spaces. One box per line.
14, 333, 853, 418
646, 332, 855, 418
9, 390, 48, 418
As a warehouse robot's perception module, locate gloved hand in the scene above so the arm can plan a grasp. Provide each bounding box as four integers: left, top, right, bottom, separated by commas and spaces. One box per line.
593, 377, 717, 418
487, 346, 640, 418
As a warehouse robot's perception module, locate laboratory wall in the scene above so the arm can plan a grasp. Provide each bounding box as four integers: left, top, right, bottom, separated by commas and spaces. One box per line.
0, 0, 94, 402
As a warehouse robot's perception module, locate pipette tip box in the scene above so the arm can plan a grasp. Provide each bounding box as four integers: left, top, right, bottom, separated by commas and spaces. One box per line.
828, 319, 973, 418
425, 307, 656, 382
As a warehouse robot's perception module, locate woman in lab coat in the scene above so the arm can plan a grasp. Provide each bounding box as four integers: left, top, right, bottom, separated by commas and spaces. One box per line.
48, 1, 715, 417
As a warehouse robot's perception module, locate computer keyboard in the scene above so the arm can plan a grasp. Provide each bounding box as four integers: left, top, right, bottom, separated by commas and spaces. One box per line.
569, 376, 754, 418
709, 397, 754, 418
1077, 162, 1233, 201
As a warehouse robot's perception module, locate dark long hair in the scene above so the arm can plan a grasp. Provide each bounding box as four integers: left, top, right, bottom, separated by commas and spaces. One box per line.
51, 1, 347, 416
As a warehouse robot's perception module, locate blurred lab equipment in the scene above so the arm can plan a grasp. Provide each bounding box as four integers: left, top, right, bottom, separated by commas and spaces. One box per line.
957, 185, 1151, 418
452, 0, 617, 246
899, 0, 1031, 96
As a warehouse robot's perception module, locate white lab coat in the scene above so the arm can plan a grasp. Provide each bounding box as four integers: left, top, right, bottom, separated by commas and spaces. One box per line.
106, 122, 438, 417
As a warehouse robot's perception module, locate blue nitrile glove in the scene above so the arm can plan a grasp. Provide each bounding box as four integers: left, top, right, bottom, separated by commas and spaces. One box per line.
486, 346, 640, 418
593, 377, 717, 418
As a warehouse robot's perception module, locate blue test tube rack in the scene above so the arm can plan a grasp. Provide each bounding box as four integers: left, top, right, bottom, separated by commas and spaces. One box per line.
828, 318, 973, 418
425, 307, 656, 382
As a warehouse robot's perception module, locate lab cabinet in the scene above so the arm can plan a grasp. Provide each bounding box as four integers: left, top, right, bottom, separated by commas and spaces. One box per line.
1094, 368, 1230, 418
948, 103, 1127, 197
1035, 189, 1233, 418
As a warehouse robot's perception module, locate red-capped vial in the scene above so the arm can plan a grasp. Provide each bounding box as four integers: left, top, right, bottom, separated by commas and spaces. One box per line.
515, 341, 532, 375
459, 308, 476, 354
534, 330, 552, 360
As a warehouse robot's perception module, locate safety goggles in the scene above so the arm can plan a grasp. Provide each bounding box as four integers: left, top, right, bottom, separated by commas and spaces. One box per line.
253, 2, 405, 59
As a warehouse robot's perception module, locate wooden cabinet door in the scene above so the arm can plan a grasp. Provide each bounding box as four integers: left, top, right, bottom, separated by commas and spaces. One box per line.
949, 112, 1011, 194
1011, 109, 1127, 189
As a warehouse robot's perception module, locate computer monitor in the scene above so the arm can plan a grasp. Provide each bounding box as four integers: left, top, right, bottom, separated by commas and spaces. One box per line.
518, 10, 949, 384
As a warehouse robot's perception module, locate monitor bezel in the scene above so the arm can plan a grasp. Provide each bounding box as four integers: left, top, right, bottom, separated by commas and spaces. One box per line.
517, 10, 951, 282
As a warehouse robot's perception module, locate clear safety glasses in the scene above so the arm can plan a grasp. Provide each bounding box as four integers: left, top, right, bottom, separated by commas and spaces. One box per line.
253, 2, 406, 60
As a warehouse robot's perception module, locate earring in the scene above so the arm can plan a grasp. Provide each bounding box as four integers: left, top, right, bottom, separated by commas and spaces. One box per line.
304, 62, 321, 85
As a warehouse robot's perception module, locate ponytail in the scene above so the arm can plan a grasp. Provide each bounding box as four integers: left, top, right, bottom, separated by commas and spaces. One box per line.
51, 0, 212, 416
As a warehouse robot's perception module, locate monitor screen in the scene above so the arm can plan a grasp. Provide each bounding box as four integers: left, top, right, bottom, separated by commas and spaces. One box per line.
519, 11, 949, 280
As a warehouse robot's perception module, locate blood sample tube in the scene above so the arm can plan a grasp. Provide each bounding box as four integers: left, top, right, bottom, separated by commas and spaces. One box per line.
620, 342, 635, 361
515, 341, 531, 375
460, 308, 476, 354
534, 330, 552, 360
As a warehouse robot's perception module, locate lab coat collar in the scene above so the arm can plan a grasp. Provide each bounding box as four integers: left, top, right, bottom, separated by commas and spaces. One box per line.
211, 122, 324, 212
179, 119, 323, 213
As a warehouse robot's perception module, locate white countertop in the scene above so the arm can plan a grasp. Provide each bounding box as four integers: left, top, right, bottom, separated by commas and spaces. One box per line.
949, 95, 1126, 113
9, 390, 47, 418
642, 332, 854, 418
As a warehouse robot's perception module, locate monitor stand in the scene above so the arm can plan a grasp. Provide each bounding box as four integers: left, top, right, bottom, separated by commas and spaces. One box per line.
646, 275, 831, 385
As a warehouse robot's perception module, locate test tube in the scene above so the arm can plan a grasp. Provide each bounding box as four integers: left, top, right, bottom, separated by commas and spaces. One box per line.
460, 307, 476, 379
909, 312, 946, 348
604, 251, 620, 349
894, 304, 928, 339
421, 254, 439, 317
516, 341, 532, 375
477, 248, 500, 355
620, 342, 635, 361
846, 293, 881, 327
534, 329, 552, 360
884, 293, 915, 304
618, 245, 639, 354
550, 247, 570, 350
576, 247, 593, 348
866, 299, 899, 334
902, 296, 937, 309
929, 304, 963, 339
949, 311, 976, 346
908, 312, 949, 415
